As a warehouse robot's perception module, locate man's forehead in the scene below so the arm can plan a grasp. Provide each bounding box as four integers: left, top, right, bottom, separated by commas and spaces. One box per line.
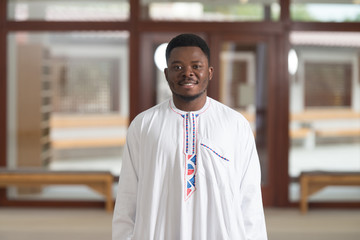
169, 46, 206, 59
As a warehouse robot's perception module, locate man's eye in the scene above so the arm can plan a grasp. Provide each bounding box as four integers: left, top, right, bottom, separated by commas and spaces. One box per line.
193, 65, 201, 69
173, 65, 182, 70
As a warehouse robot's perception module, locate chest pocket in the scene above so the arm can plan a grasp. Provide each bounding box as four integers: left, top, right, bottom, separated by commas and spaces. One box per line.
200, 142, 230, 162
198, 138, 236, 199
199, 138, 232, 162
198, 138, 234, 175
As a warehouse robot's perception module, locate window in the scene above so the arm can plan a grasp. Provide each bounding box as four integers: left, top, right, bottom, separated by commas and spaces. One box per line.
291, 0, 360, 22
305, 62, 351, 108
7, 0, 130, 21
141, 0, 280, 21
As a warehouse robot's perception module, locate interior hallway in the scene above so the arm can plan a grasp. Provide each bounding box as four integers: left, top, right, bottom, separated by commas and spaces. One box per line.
0, 207, 359, 240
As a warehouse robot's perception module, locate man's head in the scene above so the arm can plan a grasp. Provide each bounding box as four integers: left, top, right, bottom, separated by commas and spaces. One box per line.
164, 33, 213, 111
165, 33, 210, 64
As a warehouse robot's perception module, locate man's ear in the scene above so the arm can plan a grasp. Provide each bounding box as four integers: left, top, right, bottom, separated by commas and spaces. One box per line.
164, 68, 169, 81
208, 66, 214, 81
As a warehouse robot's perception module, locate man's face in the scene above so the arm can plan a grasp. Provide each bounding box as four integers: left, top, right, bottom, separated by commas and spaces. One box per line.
164, 46, 213, 103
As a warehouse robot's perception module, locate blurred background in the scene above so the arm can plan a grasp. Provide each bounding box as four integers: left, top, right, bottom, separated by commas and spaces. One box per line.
0, 0, 359, 239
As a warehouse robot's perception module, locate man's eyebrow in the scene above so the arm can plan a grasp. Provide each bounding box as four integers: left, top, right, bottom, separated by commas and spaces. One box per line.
170, 60, 182, 65
170, 60, 203, 64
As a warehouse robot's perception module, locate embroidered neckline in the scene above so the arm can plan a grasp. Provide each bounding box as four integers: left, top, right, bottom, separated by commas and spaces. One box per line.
169, 97, 211, 117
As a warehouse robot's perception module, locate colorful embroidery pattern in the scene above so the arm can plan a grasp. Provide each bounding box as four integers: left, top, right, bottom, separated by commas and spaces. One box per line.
192, 114, 197, 154
169, 98, 211, 201
184, 113, 198, 200
200, 143, 230, 161
185, 154, 196, 197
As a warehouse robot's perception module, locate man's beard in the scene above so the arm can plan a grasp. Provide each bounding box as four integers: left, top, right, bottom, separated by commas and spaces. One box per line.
172, 88, 207, 102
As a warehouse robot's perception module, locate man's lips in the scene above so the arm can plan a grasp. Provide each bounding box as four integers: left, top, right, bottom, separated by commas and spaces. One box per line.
179, 80, 198, 86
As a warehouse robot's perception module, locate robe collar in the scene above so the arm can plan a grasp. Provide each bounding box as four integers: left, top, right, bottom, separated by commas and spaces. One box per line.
169, 96, 211, 117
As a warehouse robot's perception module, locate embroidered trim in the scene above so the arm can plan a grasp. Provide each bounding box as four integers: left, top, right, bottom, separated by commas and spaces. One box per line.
169, 98, 211, 117
185, 154, 196, 200
185, 114, 189, 153
184, 113, 199, 200
192, 113, 196, 155
200, 143, 230, 161
168, 98, 209, 201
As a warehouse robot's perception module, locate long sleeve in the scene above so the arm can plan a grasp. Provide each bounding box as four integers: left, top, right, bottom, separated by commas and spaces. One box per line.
239, 123, 268, 240
112, 124, 139, 240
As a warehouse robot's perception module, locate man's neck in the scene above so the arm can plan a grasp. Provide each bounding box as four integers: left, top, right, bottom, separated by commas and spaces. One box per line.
172, 94, 207, 112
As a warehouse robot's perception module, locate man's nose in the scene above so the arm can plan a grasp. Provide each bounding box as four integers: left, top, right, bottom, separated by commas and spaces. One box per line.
182, 66, 194, 77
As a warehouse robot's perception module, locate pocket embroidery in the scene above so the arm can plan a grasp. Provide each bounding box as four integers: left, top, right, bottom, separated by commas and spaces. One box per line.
200, 143, 230, 161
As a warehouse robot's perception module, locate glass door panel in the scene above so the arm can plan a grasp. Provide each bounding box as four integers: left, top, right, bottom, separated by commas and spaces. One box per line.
219, 40, 269, 187
7, 31, 129, 200
288, 31, 360, 203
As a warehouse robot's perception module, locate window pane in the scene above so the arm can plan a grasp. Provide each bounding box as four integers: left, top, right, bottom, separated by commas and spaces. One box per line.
304, 62, 351, 107
291, 1, 360, 22
7, 31, 129, 200
7, 0, 129, 21
141, 0, 280, 22
288, 31, 360, 203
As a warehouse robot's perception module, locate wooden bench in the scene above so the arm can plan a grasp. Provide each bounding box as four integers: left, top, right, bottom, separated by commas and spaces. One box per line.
300, 171, 360, 214
50, 114, 128, 149
52, 137, 126, 149
50, 114, 129, 128
0, 169, 114, 213
316, 128, 360, 138
291, 109, 360, 122
290, 128, 312, 139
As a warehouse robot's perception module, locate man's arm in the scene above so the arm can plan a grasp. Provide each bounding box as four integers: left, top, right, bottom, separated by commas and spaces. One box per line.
112, 126, 139, 240
240, 123, 268, 240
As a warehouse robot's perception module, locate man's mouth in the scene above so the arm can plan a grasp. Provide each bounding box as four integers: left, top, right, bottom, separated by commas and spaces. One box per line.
179, 80, 198, 86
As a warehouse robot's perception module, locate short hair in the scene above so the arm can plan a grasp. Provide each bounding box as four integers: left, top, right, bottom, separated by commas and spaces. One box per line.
165, 33, 210, 64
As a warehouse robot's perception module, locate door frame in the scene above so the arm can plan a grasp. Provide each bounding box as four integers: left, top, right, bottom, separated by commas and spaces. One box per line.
210, 33, 284, 206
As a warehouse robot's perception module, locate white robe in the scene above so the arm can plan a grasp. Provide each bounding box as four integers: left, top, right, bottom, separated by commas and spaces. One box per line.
112, 97, 267, 240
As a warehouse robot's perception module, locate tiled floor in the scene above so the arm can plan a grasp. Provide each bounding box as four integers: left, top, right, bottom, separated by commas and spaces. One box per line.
1, 207, 359, 240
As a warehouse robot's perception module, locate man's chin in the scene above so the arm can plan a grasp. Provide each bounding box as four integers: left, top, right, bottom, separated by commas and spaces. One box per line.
174, 91, 205, 102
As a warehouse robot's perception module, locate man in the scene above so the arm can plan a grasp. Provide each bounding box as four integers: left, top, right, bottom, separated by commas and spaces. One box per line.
113, 33, 267, 240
